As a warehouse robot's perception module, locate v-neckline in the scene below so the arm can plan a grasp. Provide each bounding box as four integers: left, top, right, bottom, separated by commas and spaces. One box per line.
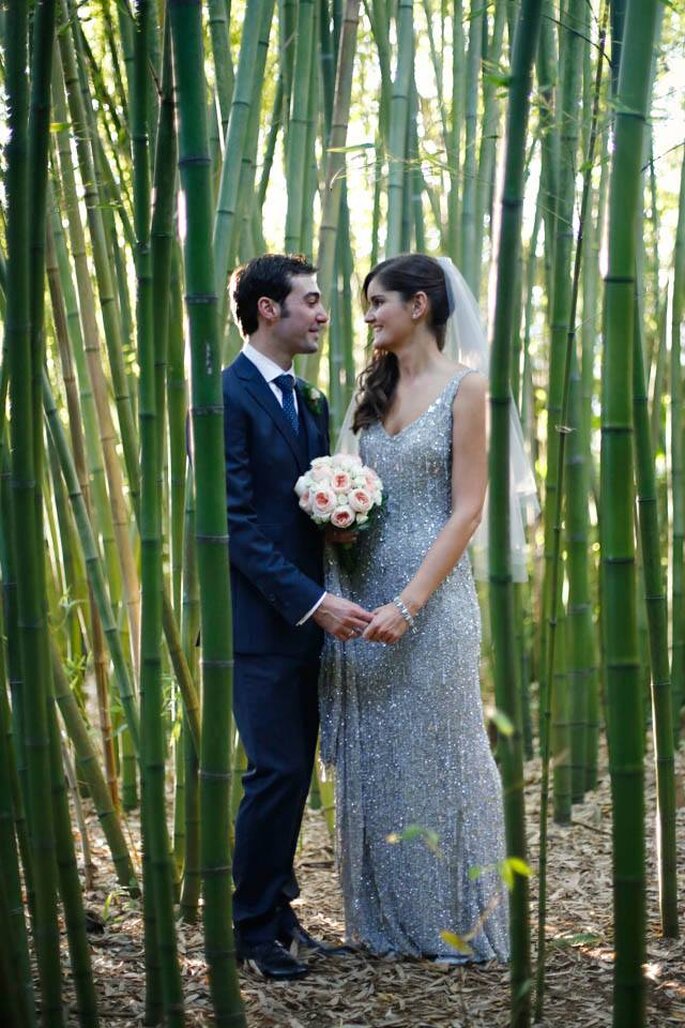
379, 370, 466, 440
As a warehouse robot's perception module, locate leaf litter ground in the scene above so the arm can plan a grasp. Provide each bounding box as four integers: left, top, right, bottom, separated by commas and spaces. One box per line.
67, 740, 684, 1027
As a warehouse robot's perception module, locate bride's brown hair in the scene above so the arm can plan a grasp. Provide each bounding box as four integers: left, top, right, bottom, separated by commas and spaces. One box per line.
352, 254, 452, 433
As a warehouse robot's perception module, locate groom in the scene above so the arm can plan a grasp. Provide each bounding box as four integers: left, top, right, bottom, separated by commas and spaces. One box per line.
223, 254, 371, 980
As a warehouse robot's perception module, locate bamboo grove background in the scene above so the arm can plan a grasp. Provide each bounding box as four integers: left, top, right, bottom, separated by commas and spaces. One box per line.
0, 0, 683, 1025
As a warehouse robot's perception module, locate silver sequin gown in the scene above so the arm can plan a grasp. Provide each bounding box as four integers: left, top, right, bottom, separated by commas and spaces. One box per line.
320, 369, 510, 961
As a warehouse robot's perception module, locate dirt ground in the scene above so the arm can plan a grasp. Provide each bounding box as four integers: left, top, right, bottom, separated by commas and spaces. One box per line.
67, 743, 685, 1027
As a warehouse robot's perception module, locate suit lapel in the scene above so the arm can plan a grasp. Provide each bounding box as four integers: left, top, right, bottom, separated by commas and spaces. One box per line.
234, 353, 308, 471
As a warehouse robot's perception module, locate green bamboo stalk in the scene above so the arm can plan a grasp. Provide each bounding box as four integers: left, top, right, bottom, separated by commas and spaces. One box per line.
536, 9, 607, 1008
633, 304, 678, 939
566, 342, 596, 806
459, 1, 483, 292
385, 0, 413, 256
180, 468, 201, 923
168, 0, 246, 1019
284, 0, 317, 253
551, 610, 570, 823
670, 147, 685, 744
256, 76, 285, 212
308, 0, 361, 383
540, 0, 584, 750
0, 449, 36, 919
601, 2, 660, 1023
488, 2, 542, 1025
7, 0, 64, 1020
300, 6, 321, 261
167, 250, 187, 617
0, 868, 26, 1028
47, 684, 99, 1027
213, 0, 271, 299
209, 0, 235, 141
473, 1, 507, 295
447, 0, 464, 260
0, 647, 36, 1027
231, 0, 277, 267
132, 3, 185, 1021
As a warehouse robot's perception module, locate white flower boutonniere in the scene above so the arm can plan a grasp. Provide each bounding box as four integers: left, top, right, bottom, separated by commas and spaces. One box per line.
300, 381, 324, 416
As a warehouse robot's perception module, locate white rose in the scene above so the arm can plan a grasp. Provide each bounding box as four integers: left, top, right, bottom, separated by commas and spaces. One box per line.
311, 456, 332, 468
298, 489, 312, 513
294, 475, 308, 498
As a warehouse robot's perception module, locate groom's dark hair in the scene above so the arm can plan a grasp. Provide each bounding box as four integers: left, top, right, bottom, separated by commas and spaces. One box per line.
230, 253, 317, 337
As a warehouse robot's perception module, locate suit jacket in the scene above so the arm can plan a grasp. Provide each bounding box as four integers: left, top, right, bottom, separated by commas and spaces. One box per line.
223, 352, 330, 658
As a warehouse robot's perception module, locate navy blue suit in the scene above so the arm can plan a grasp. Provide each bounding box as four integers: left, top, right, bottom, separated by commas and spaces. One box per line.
223, 352, 329, 944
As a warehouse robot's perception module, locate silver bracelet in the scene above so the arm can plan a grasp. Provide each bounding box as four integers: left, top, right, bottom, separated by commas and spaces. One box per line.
393, 595, 415, 629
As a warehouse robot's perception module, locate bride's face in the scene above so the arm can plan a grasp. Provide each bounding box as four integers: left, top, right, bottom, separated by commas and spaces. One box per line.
364, 278, 415, 352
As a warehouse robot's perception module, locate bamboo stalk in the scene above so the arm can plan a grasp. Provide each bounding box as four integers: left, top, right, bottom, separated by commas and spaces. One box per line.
385, 0, 413, 257
168, 0, 246, 1019
488, 2, 542, 1025
601, 2, 660, 1022
632, 302, 678, 939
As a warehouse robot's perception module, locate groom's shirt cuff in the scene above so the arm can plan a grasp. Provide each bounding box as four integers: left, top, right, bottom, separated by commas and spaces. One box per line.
297, 591, 326, 626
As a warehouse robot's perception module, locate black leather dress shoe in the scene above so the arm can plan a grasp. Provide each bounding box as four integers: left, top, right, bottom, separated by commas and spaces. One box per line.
280, 923, 353, 958
237, 939, 309, 980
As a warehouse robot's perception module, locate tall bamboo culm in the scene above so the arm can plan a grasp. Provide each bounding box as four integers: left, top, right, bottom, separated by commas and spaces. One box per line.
168, 0, 246, 1020
601, 2, 660, 1024
488, 1, 543, 1025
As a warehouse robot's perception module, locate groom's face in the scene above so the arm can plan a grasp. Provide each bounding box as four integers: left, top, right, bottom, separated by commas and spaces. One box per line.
272, 274, 329, 358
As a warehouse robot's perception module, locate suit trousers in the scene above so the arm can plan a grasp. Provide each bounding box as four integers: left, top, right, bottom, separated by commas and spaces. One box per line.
232, 652, 320, 944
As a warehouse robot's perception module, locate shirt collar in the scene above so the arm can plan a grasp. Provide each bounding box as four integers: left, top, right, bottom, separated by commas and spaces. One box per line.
242, 341, 295, 385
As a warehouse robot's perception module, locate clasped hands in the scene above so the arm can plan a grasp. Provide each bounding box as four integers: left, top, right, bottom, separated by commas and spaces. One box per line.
312, 593, 412, 645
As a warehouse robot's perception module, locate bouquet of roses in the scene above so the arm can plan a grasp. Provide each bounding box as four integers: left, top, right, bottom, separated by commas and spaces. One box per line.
295, 454, 383, 546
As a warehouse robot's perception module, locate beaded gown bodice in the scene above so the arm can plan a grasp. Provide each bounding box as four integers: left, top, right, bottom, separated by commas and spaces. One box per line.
320, 368, 509, 961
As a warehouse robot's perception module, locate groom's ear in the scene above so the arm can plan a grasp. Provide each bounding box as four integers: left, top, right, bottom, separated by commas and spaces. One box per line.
257, 295, 280, 322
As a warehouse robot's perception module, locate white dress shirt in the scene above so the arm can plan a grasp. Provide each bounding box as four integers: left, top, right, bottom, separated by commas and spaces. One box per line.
242, 341, 299, 413
241, 342, 326, 626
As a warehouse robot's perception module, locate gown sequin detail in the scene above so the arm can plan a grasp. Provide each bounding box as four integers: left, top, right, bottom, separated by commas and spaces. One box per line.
320, 368, 510, 961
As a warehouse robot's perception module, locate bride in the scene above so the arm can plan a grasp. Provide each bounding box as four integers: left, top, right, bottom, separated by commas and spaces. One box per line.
320, 253, 512, 962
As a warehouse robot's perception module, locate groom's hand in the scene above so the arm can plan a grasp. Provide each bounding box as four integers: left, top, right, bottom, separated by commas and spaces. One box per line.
313, 594, 372, 641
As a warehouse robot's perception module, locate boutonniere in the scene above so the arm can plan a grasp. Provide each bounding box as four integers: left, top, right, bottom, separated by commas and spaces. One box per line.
299, 380, 324, 416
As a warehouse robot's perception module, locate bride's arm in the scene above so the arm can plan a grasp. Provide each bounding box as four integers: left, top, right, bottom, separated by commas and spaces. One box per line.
362, 372, 487, 644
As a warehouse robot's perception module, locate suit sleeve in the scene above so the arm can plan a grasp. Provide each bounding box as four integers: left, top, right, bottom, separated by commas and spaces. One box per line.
224, 384, 325, 627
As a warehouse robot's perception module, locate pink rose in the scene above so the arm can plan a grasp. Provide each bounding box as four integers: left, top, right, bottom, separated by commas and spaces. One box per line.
348, 487, 372, 514
312, 487, 337, 517
310, 466, 331, 483
331, 471, 352, 492
365, 470, 380, 491
330, 505, 355, 529
298, 489, 312, 512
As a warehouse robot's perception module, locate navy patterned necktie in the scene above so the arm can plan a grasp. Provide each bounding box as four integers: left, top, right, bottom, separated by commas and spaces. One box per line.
274, 374, 300, 436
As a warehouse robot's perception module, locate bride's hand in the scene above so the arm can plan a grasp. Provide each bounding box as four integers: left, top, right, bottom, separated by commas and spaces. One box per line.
361, 603, 409, 644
